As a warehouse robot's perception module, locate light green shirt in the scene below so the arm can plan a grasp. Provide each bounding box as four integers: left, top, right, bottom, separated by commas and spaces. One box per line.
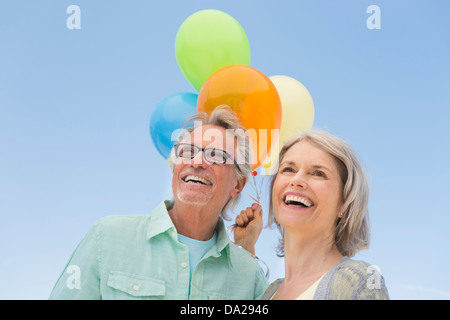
177, 231, 218, 282
49, 201, 268, 300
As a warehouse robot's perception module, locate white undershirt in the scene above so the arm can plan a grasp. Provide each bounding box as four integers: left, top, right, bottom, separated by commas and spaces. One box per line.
270, 274, 325, 300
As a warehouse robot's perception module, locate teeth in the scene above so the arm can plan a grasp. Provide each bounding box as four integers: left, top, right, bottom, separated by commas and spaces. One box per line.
284, 195, 312, 207
184, 175, 212, 185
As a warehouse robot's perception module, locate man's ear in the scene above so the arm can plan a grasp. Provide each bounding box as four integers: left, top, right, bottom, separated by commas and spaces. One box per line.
230, 177, 246, 198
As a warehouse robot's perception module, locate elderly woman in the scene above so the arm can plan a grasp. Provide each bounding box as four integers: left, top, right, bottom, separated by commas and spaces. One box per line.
234, 130, 389, 300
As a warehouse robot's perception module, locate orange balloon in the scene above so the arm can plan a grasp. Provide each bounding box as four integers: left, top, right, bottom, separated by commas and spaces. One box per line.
197, 65, 282, 170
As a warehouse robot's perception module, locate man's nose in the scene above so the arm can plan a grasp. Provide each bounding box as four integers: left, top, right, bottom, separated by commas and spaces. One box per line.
191, 150, 208, 168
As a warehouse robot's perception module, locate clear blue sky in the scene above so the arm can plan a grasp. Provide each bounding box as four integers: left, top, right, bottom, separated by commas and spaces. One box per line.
1, 0, 449, 299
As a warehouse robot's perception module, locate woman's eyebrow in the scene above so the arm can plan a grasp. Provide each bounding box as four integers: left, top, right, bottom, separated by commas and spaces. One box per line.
311, 164, 335, 175
279, 160, 296, 167
279, 161, 334, 173
311, 164, 330, 170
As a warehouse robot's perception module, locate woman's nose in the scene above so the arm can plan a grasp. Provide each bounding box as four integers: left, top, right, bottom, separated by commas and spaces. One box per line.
289, 171, 308, 189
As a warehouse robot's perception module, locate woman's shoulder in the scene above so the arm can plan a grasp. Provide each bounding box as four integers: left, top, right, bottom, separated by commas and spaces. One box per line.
316, 257, 389, 300
262, 278, 284, 300
262, 257, 390, 300
335, 256, 374, 274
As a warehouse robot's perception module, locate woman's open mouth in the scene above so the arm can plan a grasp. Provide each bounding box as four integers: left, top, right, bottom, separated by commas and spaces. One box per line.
283, 193, 314, 209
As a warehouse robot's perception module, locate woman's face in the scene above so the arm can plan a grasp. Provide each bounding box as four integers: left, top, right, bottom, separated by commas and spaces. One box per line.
272, 140, 344, 236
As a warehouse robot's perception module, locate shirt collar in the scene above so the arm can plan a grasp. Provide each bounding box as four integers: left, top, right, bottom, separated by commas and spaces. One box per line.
146, 201, 232, 262
146, 200, 177, 240
214, 217, 232, 255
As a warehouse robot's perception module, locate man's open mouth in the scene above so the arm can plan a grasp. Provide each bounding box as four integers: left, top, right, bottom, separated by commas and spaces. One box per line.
183, 175, 212, 185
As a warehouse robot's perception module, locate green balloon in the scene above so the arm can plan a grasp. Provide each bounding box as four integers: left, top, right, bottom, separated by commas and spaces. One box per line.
175, 9, 251, 92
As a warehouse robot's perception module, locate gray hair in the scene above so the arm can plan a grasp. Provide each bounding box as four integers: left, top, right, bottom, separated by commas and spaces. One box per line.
268, 130, 371, 257
167, 105, 252, 220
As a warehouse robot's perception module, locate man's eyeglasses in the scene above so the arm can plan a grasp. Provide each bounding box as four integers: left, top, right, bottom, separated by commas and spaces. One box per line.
173, 143, 241, 173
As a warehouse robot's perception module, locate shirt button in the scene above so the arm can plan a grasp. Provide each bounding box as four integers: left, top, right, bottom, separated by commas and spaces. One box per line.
181, 262, 188, 268
132, 285, 139, 291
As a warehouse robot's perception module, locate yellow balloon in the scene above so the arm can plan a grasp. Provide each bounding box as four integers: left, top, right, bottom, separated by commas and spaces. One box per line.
262, 75, 315, 174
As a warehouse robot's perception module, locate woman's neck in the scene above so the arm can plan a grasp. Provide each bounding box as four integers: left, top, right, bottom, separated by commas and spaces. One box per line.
283, 229, 343, 283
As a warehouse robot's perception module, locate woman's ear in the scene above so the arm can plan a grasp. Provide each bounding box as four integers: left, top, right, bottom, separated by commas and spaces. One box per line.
337, 201, 346, 219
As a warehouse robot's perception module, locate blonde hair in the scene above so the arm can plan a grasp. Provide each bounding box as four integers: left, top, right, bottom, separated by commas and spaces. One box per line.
268, 130, 371, 257
167, 105, 251, 220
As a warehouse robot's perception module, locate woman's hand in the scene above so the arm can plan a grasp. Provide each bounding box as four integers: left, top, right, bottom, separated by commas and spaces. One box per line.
233, 203, 263, 255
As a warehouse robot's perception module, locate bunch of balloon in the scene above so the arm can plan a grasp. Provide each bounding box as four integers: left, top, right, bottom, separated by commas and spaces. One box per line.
150, 8, 315, 185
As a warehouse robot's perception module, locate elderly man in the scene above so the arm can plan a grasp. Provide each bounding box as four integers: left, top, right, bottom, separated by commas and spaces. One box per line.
49, 105, 268, 299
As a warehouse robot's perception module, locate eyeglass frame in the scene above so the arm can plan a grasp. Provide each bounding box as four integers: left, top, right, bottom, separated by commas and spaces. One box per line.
173, 143, 242, 173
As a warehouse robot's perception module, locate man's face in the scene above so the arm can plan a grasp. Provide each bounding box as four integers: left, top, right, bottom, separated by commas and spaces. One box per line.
171, 125, 244, 213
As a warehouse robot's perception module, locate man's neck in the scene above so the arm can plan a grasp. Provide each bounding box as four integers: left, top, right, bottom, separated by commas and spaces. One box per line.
168, 201, 219, 240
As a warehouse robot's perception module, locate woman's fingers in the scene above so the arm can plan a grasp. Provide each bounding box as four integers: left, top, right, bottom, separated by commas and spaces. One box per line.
235, 203, 262, 227
233, 203, 263, 255
253, 203, 263, 222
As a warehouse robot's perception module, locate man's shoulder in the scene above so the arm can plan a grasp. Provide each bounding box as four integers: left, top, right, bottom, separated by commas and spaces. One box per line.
95, 213, 151, 225
91, 201, 171, 238
92, 214, 152, 237
227, 243, 255, 261
227, 244, 267, 277
93, 201, 168, 229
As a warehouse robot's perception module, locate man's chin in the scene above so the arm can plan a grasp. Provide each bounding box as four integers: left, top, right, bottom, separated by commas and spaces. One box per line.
176, 191, 212, 205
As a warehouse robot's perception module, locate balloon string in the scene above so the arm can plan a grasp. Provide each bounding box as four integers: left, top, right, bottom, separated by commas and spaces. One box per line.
259, 172, 265, 194
252, 174, 260, 203
236, 173, 262, 231
243, 191, 259, 204
247, 177, 258, 193
243, 171, 262, 205
229, 171, 269, 279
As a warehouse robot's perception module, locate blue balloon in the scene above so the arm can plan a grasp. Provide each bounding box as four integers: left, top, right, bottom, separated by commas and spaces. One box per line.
150, 92, 198, 159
